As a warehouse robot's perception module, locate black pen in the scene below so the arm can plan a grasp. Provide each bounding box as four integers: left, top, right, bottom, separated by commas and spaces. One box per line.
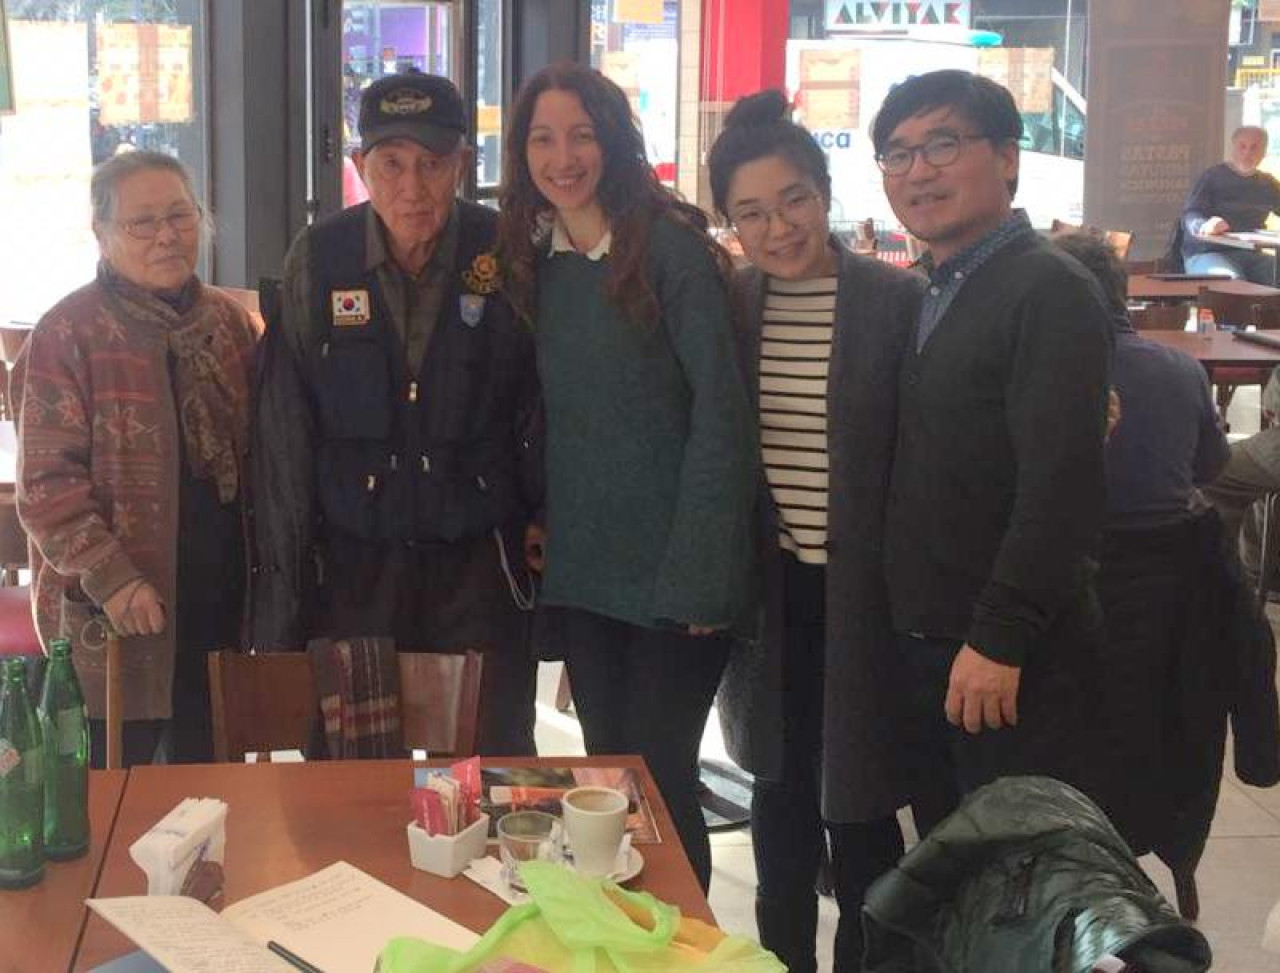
266, 940, 326, 973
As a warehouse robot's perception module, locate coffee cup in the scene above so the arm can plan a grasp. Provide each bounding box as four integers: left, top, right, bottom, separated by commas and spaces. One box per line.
561, 786, 628, 878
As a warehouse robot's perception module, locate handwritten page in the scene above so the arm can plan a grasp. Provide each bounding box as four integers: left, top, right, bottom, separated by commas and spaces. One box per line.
86, 896, 290, 973
223, 861, 479, 972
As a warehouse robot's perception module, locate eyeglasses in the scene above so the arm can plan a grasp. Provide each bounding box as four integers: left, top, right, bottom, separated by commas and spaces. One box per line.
115, 207, 202, 240
730, 189, 822, 238
875, 134, 989, 177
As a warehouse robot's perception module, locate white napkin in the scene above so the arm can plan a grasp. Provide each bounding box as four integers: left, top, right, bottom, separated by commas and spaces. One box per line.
128, 797, 228, 896
462, 856, 528, 905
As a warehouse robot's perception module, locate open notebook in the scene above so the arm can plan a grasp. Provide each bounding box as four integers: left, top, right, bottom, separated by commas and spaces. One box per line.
88, 861, 478, 973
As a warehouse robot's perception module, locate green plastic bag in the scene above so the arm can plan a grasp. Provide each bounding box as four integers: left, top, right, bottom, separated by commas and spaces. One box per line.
378, 862, 785, 973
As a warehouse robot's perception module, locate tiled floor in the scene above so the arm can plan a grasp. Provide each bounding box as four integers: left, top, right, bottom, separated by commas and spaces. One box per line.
527, 389, 1280, 971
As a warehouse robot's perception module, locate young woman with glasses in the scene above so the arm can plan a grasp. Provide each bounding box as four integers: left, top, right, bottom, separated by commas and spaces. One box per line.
708, 90, 922, 972
495, 63, 756, 892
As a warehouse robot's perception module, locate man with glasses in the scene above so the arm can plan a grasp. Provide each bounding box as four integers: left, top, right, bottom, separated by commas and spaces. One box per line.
252, 71, 541, 755
870, 70, 1114, 834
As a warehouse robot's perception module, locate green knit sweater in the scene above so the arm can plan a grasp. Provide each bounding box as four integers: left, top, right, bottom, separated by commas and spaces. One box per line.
536, 215, 757, 630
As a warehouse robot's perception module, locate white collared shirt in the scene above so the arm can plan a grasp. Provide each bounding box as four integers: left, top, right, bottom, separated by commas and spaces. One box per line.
548, 219, 612, 261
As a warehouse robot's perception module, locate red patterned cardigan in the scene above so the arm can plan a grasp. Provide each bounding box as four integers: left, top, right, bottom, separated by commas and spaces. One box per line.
11, 278, 259, 720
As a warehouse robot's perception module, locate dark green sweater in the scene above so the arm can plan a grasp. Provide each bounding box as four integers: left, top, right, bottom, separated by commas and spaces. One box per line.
536, 216, 757, 629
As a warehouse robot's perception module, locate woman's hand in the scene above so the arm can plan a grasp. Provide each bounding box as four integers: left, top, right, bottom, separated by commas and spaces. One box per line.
1201, 216, 1231, 236
103, 578, 167, 637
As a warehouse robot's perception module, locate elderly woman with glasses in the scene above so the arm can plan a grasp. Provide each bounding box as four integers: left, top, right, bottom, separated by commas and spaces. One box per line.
708, 91, 924, 973
12, 151, 258, 768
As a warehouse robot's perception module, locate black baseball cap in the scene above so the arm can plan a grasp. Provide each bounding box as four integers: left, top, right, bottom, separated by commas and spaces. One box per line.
358, 70, 466, 154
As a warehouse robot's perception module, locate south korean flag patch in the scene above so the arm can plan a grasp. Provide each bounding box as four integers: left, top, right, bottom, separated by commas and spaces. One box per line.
331, 289, 371, 327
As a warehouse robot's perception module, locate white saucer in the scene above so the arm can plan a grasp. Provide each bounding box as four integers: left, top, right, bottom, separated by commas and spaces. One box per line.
564, 846, 645, 883
608, 846, 644, 884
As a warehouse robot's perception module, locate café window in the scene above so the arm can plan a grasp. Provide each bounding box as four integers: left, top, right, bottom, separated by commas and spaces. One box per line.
0, 0, 207, 329
590, 0, 679, 186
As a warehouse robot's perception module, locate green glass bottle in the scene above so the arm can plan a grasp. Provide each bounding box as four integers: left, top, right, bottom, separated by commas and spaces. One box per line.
39, 639, 89, 861
0, 657, 45, 888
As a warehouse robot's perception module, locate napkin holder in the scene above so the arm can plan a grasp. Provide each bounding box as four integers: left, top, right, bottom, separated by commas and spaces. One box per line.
407, 812, 490, 878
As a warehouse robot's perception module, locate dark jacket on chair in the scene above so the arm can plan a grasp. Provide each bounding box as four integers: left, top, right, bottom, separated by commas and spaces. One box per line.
1097, 510, 1280, 877
862, 776, 1213, 973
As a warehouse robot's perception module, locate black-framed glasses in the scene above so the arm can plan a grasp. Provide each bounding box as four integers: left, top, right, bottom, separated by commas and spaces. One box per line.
875, 134, 989, 177
115, 207, 203, 240
730, 189, 822, 238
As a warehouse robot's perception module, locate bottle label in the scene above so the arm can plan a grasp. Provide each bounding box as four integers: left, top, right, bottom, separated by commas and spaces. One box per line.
57, 708, 84, 756
0, 739, 19, 778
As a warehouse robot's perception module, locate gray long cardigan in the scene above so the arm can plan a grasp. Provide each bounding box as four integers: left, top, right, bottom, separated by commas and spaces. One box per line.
717, 245, 924, 824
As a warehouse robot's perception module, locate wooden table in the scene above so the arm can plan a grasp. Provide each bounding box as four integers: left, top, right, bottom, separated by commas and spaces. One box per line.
1137, 329, 1280, 368
74, 756, 712, 970
1128, 274, 1280, 303
0, 770, 127, 973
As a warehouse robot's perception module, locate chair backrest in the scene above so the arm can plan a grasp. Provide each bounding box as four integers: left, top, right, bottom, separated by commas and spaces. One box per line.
207, 649, 484, 762
0, 325, 32, 364
1198, 286, 1280, 329
1103, 230, 1134, 261
0, 496, 27, 585
1130, 303, 1190, 331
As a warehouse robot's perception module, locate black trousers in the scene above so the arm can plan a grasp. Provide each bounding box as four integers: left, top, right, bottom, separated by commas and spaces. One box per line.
320, 527, 538, 755
753, 556, 903, 973
552, 606, 730, 892
899, 626, 1100, 837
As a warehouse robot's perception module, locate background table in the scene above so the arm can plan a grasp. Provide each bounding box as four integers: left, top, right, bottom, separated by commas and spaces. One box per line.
74, 756, 712, 970
1137, 329, 1280, 368
0, 770, 126, 973
1128, 274, 1280, 303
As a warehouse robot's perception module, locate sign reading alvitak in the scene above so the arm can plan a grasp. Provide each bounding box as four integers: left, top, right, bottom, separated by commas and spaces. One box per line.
825, 1, 971, 29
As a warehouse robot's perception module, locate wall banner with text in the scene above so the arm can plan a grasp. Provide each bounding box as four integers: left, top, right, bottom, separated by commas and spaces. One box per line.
1084, 0, 1230, 261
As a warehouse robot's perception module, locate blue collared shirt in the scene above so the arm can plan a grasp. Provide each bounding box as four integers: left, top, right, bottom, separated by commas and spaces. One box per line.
915, 209, 1036, 352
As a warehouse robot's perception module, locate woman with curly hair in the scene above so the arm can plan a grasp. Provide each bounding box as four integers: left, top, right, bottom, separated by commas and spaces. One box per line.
497, 63, 756, 891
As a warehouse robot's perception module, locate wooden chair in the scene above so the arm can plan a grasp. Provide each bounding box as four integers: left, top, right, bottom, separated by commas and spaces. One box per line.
1129, 303, 1190, 331
0, 324, 32, 364
207, 649, 484, 762
1103, 230, 1135, 261
0, 495, 26, 585
1197, 286, 1280, 421
1050, 220, 1134, 260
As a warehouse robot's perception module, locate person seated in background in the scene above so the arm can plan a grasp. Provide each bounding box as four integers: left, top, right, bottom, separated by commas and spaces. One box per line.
1203, 369, 1280, 576
1053, 232, 1280, 919
12, 151, 259, 767
1180, 125, 1280, 284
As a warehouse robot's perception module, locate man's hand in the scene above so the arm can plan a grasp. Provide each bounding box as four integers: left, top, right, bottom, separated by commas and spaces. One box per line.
524, 523, 547, 573
103, 579, 167, 637
1201, 216, 1231, 236
687, 625, 726, 637
945, 644, 1021, 733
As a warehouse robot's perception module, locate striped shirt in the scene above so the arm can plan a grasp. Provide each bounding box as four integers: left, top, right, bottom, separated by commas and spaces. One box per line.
759, 276, 836, 565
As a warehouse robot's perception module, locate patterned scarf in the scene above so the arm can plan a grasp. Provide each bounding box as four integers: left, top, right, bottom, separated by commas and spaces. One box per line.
98, 263, 249, 503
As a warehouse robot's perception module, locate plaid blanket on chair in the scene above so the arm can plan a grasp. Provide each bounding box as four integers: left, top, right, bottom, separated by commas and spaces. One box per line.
306, 636, 403, 758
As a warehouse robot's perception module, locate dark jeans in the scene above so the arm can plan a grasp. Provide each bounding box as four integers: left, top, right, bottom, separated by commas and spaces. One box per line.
1185, 249, 1277, 286
753, 556, 903, 973
552, 606, 730, 892
320, 527, 538, 755
899, 629, 1099, 837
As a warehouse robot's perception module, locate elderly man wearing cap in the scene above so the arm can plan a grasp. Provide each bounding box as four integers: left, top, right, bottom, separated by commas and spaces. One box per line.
252, 71, 541, 755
